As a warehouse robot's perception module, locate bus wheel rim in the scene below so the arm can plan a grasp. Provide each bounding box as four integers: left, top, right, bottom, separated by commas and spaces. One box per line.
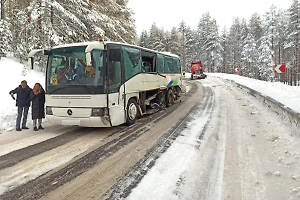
128, 103, 137, 120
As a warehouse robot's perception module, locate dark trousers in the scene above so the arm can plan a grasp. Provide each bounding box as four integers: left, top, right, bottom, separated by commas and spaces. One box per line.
16, 106, 29, 128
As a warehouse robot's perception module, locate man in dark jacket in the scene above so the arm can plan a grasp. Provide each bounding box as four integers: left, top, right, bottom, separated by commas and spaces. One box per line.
9, 80, 32, 131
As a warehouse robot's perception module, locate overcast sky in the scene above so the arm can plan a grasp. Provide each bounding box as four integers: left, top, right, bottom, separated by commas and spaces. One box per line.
127, 0, 294, 34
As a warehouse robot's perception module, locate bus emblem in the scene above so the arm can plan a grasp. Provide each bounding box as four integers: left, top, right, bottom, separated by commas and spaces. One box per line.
67, 109, 73, 116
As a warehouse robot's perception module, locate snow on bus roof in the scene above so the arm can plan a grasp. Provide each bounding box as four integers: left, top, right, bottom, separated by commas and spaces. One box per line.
52, 41, 98, 49
108, 42, 180, 58
160, 51, 180, 58
52, 41, 147, 50
51, 41, 180, 58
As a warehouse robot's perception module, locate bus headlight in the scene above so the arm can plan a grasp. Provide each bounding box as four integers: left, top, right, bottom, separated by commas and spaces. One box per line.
91, 108, 108, 116
46, 106, 53, 115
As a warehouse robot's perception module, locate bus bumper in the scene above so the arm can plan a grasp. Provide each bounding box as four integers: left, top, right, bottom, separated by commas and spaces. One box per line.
46, 115, 112, 127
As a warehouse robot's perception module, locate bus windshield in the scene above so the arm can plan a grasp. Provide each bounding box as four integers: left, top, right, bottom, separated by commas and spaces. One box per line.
46, 46, 105, 94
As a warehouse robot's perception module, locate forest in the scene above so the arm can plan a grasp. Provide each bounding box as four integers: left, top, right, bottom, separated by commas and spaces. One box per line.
0, 0, 299, 85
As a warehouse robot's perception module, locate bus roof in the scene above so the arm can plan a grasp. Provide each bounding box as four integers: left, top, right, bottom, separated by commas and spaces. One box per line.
52, 41, 99, 49
51, 41, 180, 58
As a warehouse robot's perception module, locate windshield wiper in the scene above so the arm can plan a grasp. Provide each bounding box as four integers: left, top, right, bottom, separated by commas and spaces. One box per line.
48, 86, 69, 94
48, 85, 96, 94
76, 85, 96, 94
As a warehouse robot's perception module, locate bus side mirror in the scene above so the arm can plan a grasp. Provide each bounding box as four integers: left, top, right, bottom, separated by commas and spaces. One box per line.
28, 57, 34, 69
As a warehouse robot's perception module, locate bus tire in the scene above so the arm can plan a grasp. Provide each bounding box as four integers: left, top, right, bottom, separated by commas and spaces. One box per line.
166, 89, 174, 107
126, 98, 138, 125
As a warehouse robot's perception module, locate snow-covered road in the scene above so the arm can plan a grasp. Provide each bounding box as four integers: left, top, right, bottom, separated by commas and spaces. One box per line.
127, 77, 300, 200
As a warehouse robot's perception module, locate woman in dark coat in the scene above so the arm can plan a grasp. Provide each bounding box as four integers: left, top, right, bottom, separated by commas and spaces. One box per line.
30, 83, 45, 131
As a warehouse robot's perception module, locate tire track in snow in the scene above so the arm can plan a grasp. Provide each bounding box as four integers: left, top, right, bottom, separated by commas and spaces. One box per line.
0, 127, 94, 170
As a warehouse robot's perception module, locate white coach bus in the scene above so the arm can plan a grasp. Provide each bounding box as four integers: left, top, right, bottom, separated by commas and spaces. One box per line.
28, 39, 183, 127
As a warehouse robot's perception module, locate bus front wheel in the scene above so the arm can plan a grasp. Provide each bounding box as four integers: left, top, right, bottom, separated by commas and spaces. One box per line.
126, 98, 138, 125
166, 89, 174, 107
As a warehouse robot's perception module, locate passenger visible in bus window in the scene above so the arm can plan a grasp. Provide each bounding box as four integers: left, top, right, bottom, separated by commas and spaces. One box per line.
55, 59, 68, 83
64, 67, 76, 81
75, 60, 86, 77
142, 62, 150, 72
55, 64, 76, 83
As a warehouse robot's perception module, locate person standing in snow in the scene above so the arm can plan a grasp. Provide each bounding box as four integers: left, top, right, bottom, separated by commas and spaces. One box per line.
9, 80, 32, 131
30, 83, 45, 131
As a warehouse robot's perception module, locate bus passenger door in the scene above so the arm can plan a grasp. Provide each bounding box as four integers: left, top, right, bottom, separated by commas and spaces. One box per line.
107, 48, 125, 126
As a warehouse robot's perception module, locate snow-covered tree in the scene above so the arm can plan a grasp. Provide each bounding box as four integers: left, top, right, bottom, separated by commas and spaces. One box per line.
178, 21, 188, 69
148, 23, 165, 51
225, 18, 242, 73
241, 33, 259, 78
249, 13, 263, 47
220, 28, 228, 73
258, 35, 275, 81
0, 19, 12, 58
6, 0, 136, 62
138, 30, 149, 48
286, 0, 300, 85
264, 5, 280, 64
184, 27, 198, 69
168, 27, 181, 56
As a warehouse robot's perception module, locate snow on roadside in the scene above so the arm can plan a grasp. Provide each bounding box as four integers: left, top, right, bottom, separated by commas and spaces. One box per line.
207, 73, 300, 114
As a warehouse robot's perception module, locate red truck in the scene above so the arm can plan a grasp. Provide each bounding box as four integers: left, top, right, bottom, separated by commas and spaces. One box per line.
190, 61, 207, 80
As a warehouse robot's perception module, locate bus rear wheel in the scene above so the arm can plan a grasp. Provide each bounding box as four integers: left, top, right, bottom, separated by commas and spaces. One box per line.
166, 89, 174, 107
126, 98, 138, 125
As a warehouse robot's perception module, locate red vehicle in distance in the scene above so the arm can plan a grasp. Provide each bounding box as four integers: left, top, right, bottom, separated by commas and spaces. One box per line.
190, 61, 207, 80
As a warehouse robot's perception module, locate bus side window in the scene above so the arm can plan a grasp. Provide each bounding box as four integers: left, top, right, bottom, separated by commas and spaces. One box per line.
172, 57, 181, 73
157, 54, 164, 73
122, 46, 141, 80
108, 49, 122, 93
164, 56, 173, 73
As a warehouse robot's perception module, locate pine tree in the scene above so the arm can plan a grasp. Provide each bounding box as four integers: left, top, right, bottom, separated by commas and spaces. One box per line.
0, 19, 12, 58
138, 30, 149, 48
241, 33, 259, 78
249, 13, 263, 47
181, 26, 196, 69
168, 27, 181, 56
148, 23, 164, 51
4, 0, 136, 62
227, 18, 244, 74
220, 28, 228, 73
258, 35, 275, 81
178, 21, 187, 70
287, 0, 300, 85
197, 13, 223, 72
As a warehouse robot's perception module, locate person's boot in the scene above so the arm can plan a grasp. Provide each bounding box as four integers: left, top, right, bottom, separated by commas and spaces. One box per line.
38, 125, 44, 130
34, 127, 38, 131
16, 128, 22, 131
